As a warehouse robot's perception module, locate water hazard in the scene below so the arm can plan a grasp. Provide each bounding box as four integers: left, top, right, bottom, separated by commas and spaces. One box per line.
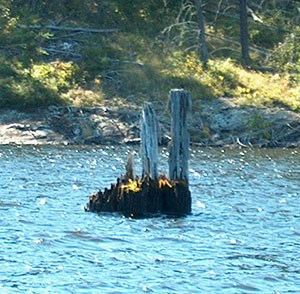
0, 145, 299, 293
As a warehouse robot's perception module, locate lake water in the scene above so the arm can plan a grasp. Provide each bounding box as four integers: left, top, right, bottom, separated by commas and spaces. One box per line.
0, 145, 299, 293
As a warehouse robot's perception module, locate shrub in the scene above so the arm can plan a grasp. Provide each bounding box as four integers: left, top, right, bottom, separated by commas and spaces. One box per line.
0, 59, 80, 110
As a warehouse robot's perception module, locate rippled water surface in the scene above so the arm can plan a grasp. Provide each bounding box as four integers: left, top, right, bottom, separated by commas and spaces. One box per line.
0, 145, 299, 293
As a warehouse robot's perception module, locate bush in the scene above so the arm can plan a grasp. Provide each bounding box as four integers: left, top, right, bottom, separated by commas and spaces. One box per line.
268, 27, 300, 83
0, 59, 80, 110
29, 61, 79, 92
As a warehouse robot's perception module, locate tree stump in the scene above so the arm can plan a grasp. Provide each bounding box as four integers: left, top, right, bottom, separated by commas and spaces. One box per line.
86, 176, 191, 217
168, 89, 191, 184
85, 90, 192, 218
141, 102, 159, 179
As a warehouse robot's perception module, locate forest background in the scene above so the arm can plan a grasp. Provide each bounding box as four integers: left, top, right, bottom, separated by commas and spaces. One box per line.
0, 0, 299, 111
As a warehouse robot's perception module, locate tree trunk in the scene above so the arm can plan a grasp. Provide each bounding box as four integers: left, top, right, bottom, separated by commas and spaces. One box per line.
168, 89, 191, 184
194, 0, 209, 66
239, 0, 251, 66
141, 103, 159, 180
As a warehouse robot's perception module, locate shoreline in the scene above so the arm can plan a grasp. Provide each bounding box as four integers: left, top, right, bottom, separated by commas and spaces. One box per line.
0, 99, 299, 148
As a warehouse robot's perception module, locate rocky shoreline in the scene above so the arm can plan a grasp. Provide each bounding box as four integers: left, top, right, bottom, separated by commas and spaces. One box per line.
0, 98, 300, 147
0, 105, 141, 146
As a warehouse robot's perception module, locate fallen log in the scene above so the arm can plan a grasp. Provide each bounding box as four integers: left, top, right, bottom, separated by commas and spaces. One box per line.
85, 89, 192, 217
17, 24, 118, 34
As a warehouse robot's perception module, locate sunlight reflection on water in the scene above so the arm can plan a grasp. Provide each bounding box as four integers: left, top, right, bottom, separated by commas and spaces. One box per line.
0, 145, 299, 293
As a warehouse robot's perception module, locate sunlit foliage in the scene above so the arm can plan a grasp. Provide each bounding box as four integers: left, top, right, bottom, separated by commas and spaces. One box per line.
0, 0, 299, 111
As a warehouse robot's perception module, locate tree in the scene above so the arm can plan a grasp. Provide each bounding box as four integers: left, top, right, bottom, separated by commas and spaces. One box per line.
239, 0, 251, 65
193, 0, 209, 66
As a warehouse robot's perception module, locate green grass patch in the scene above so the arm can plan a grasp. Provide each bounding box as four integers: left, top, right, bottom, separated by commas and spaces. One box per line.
97, 49, 300, 111
1, 38, 299, 111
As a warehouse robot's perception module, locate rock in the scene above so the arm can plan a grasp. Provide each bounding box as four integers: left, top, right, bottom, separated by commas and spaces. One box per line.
191, 98, 300, 147
0, 100, 299, 147
33, 130, 48, 139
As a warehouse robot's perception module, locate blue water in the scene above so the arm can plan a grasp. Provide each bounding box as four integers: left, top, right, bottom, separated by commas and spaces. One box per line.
0, 145, 299, 293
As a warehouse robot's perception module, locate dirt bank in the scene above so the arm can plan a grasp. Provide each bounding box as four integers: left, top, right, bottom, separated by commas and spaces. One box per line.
0, 98, 299, 147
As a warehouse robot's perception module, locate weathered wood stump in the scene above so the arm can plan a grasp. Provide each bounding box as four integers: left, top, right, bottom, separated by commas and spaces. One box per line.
169, 89, 191, 183
86, 176, 191, 217
85, 89, 192, 217
141, 102, 159, 180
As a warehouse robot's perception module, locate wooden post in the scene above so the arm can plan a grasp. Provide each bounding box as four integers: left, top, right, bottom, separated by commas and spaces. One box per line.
141, 103, 159, 180
168, 89, 191, 184
125, 153, 134, 180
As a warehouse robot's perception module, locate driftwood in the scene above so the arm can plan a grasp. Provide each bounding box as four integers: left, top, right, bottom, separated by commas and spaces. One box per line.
86, 90, 192, 218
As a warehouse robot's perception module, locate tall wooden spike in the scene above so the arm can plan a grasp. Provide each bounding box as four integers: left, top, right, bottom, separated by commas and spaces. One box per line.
168, 89, 192, 184
141, 103, 159, 180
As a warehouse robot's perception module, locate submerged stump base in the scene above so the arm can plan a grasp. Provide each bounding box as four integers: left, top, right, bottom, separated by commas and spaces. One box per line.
85, 177, 191, 218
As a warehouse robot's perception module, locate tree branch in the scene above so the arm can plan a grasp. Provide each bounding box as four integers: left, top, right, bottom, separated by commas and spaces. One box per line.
17, 24, 118, 34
